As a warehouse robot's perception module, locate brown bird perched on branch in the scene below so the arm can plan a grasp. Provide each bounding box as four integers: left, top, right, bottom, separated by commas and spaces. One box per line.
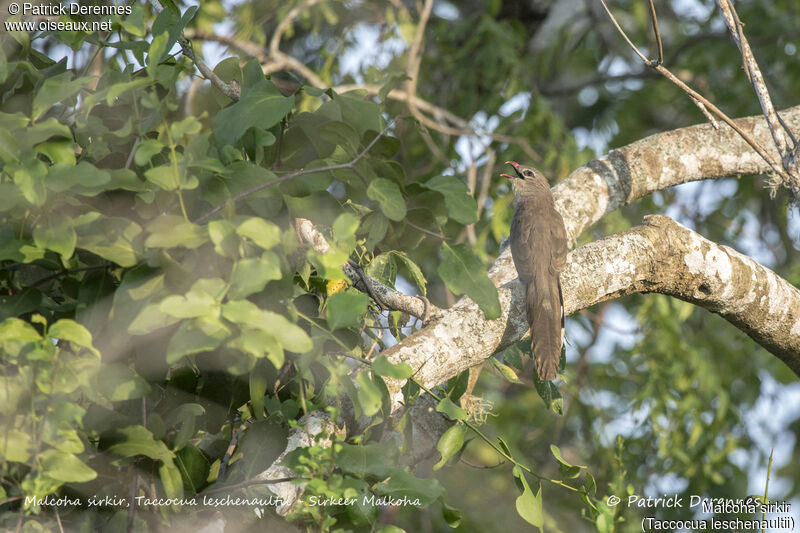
500, 161, 568, 381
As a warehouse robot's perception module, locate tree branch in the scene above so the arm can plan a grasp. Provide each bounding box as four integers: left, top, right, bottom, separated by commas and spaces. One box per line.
294, 218, 438, 321
379, 215, 800, 408
553, 105, 800, 244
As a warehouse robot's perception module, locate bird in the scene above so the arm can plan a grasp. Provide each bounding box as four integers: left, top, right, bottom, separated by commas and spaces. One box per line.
500, 161, 568, 381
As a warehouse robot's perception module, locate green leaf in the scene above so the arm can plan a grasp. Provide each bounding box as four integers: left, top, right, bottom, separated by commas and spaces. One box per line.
437, 243, 500, 319
2, 430, 33, 462
106, 425, 174, 463
515, 473, 543, 530
220, 299, 262, 324
147, 32, 170, 77
175, 445, 210, 493
33, 222, 76, 260
393, 252, 427, 296
229, 253, 282, 299
165, 403, 205, 451
128, 302, 181, 335
96, 364, 151, 401
372, 355, 413, 379
39, 449, 97, 483
159, 462, 184, 500
333, 212, 360, 251
134, 138, 164, 166
236, 217, 281, 250
105, 78, 152, 104
490, 357, 521, 384
165, 319, 229, 363
534, 375, 562, 415
46, 162, 111, 195
326, 291, 370, 330
335, 442, 397, 479
446, 370, 470, 403
335, 92, 383, 135
12, 154, 47, 205
229, 328, 284, 368
550, 444, 585, 479
422, 175, 478, 224
169, 116, 202, 140
436, 397, 468, 421
75, 214, 141, 267
376, 469, 445, 507
49, 319, 99, 357
145, 216, 207, 249
144, 164, 195, 191
222, 301, 310, 354
0, 288, 42, 321
208, 219, 239, 259
250, 361, 268, 419
356, 371, 384, 417
365, 252, 396, 286
222, 420, 288, 483
441, 502, 463, 528
33, 73, 90, 121
214, 79, 293, 147
37, 139, 76, 165
262, 312, 311, 353
0, 318, 42, 358
367, 178, 406, 221
434, 423, 466, 470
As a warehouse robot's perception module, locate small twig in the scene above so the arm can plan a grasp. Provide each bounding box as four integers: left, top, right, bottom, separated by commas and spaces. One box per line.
29, 264, 111, 288
201, 477, 307, 496
475, 149, 496, 220
218, 414, 253, 482
178, 36, 241, 101
54, 508, 65, 533
406, 220, 446, 240
127, 466, 137, 533
195, 124, 393, 223
125, 138, 140, 170
647, 0, 663, 65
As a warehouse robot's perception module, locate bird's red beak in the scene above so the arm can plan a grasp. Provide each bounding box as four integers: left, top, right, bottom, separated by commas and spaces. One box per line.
502, 160, 520, 179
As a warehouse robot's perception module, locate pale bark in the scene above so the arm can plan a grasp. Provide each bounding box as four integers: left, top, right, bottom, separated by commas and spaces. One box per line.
554, 104, 800, 244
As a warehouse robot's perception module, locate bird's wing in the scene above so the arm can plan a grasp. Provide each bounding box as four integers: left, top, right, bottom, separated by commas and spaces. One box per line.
549, 208, 568, 273
509, 204, 542, 285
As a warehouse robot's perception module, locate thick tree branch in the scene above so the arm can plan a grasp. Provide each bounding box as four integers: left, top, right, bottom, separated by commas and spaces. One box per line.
380, 215, 800, 407
553, 105, 800, 244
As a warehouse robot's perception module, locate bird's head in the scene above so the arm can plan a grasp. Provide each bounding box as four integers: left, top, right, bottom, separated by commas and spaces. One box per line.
500, 161, 540, 184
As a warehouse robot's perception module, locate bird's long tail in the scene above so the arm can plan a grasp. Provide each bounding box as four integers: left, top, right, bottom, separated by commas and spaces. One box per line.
526, 276, 563, 381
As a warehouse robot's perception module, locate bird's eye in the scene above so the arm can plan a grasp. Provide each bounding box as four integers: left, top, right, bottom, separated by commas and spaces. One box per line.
524, 170, 533, 177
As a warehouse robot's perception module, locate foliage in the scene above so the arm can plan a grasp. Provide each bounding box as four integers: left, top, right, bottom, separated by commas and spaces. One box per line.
1, 0, 798, 532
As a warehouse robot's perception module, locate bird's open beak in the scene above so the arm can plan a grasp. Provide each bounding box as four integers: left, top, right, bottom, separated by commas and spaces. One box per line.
504, 160, 522, 179
499, 173, 514, 180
